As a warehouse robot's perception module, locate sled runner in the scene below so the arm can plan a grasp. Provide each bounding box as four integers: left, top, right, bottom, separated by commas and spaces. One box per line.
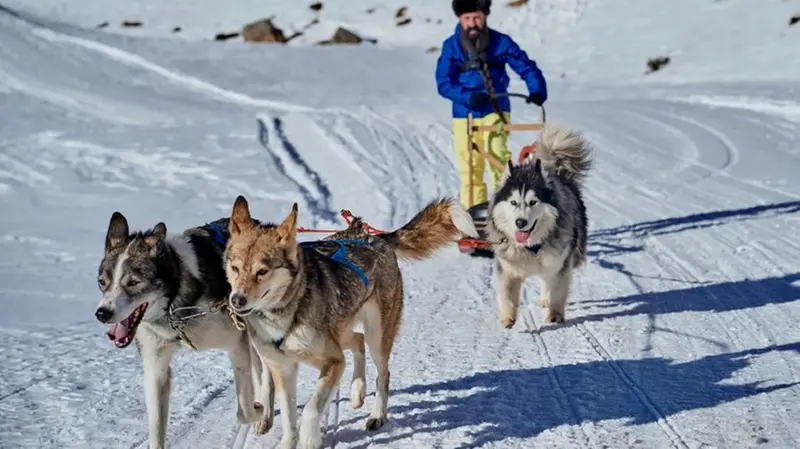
457, 92, 547, 258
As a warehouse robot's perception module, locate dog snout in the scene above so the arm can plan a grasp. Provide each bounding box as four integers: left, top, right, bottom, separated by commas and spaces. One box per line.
230, 293, 248, 310
95, 306, 113, 323
515, 218, 528, 229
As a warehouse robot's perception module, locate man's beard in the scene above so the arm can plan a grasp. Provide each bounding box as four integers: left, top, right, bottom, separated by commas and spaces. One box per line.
466, 25, 483, 40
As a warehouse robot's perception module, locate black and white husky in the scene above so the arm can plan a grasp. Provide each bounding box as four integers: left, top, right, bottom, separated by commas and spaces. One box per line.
93, 213, 274, 449
485, 125, 593, 327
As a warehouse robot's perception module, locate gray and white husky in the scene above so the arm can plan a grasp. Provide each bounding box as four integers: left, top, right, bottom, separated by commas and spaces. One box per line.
93, 213, 274, 449
484, 125, 593, 327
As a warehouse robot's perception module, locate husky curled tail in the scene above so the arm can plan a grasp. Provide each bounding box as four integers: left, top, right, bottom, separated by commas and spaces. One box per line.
344, 199, 479, 261
534, 125, 594, 186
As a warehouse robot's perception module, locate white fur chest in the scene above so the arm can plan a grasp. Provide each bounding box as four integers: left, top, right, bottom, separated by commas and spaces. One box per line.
495, 244, 567, 279
250, 316, 287, 345
248, 315, 321, 364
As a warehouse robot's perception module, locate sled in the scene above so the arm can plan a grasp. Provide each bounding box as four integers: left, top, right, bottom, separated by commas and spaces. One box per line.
457, 92, 546, 258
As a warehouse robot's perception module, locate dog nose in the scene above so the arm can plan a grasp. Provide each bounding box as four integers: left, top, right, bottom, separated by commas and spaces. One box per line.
95, 307, 113, 323
515, 218, 528, 229
230, 293, 248, 309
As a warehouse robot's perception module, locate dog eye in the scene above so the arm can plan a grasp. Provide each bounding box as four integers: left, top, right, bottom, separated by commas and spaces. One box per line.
126, 279, 140, 288
510, 200, 518, 206
528, 200, 537, 206
256, 268, 269, 277
97, 278, 107, 288
231, 266, 240, 274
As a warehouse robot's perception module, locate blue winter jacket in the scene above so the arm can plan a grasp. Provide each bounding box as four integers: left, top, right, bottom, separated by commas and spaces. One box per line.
436, 24, 547, 119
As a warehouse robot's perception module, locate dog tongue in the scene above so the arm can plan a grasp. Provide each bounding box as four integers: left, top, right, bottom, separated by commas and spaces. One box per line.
515, 231, 531, 244
107, 318, 130, 344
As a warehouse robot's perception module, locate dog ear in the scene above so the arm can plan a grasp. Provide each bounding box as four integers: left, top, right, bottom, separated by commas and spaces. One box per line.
145, 222, 167, 247
500, 160, 514, 185
230, 195, 253, 235
105, 211, 129, 251
277, 203, 298, 243
533, 158, 549, 186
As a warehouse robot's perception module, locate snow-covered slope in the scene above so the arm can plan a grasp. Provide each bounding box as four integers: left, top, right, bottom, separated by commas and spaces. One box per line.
1, 1, 800, 449
4, 0, 799, 83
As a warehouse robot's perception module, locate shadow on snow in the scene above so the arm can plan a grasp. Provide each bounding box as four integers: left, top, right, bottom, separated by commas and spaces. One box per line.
333, 343, 799, 448
590, 200, 800, 241
586, 200, 800, 269
570, 272, 800, 325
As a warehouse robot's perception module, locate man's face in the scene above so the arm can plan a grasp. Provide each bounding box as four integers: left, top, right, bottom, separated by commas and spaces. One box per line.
459, 11, 486, 39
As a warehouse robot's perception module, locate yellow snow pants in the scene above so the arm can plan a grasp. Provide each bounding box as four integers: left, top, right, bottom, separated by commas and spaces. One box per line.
452, 112, 511, 208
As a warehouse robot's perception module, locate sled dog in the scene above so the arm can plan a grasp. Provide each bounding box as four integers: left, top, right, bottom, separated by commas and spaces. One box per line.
93, 213, 274, 449
485, 124, 593, 326
222, 196, 477, 449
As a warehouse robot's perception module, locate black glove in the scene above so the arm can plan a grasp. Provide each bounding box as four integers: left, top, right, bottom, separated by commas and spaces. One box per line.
525, 92, 546, 106
469, 91, 492, 107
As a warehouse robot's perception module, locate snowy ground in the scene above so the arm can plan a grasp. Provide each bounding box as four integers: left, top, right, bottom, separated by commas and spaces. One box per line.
1, 1, 800, 449
5, 0, 799, 82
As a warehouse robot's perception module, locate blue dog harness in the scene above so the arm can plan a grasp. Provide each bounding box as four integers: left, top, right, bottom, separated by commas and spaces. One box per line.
300, 238, 371, 287
271, 239, 371, 349
206, 222, 228, 246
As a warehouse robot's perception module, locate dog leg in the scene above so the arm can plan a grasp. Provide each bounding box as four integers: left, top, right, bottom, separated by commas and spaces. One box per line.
318, 373, 341, 432
140, 338, 176, 449
254, 356, 275, 435
298, 356, 345, 449
342, 331, 366, 409
229, 337, 260, 425
542, 266, 572, 323
495, 259, 523, 329
538, 276, 550, 309
271, 362, 299, 449
249, 338, 274, 435
363, 302, 395, 431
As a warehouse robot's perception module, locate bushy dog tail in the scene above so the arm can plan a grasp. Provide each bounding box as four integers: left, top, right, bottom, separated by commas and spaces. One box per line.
377, 198, 479, 261
536, 124, 594, 185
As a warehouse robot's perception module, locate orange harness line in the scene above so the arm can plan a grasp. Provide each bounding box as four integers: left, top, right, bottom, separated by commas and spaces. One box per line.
457, 237, 492, 249
296, 209, 386, 235
300, 144, 538, 248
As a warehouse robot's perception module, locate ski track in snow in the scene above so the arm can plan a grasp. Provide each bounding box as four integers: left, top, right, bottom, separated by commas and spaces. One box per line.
257, 114, 338, 226
1, 4, 800, 449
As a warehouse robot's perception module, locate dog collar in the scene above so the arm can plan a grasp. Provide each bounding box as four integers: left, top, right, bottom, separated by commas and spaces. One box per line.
526, 243, 542, 255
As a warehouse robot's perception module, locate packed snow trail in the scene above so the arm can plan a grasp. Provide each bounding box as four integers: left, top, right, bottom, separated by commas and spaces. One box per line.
1, 5, 800, 449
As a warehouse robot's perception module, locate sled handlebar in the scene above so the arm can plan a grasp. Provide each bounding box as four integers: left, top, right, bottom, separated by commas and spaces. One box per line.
489, 92, 546, 123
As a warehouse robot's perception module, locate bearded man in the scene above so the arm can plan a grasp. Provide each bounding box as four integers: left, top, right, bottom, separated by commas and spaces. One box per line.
436, 0, 548, 208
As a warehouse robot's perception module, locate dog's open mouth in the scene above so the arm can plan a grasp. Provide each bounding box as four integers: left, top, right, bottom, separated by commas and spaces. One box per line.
514, 220, 537, 244
106, 303, 148, 348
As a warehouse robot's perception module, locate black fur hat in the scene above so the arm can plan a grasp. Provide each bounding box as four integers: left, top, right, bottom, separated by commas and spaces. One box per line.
452, 0, 491, 17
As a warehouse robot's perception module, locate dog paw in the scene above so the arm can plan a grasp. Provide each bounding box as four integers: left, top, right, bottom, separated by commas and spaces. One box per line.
350, 378, 366, 409
366, 415, 389, 431
276, 436, 297, 449
297, 427, 323, 449
546, 311, 565, 324
501, 316, 516, 329
254, 415, 273, 435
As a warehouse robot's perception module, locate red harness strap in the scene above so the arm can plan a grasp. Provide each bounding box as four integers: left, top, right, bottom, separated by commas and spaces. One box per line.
296, 209, 385, 235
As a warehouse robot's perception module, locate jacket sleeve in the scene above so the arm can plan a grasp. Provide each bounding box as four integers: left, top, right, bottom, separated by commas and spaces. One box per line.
503, 37, 548, 103
435, 42, 472, 106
